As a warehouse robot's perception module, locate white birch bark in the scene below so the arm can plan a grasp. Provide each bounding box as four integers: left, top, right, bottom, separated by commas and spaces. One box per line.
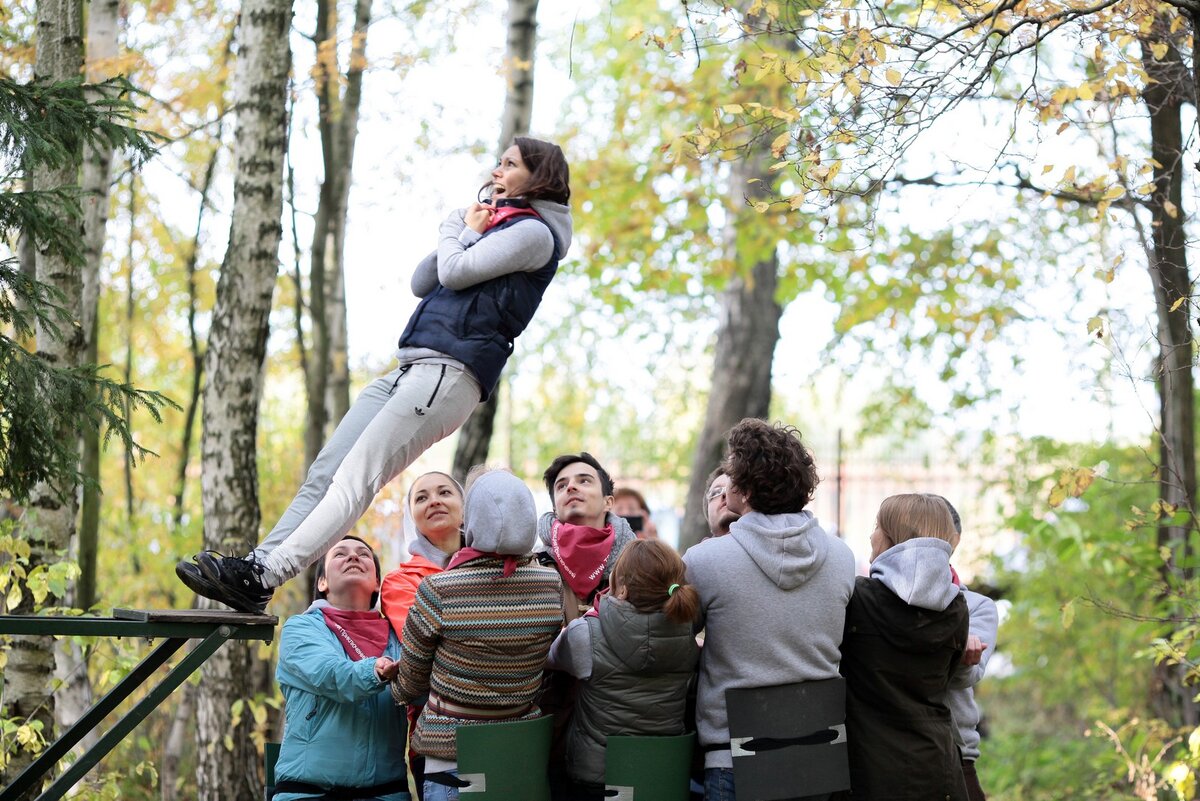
195, 0, 292, 795
53, 0, 122, 758
2, 0, 85, 790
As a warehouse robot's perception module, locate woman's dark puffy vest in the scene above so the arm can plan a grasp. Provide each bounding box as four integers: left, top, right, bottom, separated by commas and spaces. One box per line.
565, 600, 699, 784
397, 215, 559, 400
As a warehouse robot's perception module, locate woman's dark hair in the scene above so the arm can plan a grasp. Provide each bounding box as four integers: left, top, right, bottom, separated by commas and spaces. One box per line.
480, 136, 570, 204
543, 451, 614, 508
513, 136, 570, 203
314, 535, 382, 608
611, 539, 699, 625
723, 418, 820, 515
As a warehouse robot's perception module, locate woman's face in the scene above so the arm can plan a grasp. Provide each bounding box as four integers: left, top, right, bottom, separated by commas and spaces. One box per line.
869, 523, 891, 562
318, 537, 379, 609
410, 472, 464, 543
490, 144, 532, 200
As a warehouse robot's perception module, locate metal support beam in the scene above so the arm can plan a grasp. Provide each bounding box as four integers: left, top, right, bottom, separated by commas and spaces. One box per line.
0, 611, 276, 801
0, 638, 186, 801
33, 627, 235, 801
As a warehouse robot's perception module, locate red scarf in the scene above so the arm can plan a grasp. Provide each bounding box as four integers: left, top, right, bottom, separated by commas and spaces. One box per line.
950, 565, 962, 587
320, 608, 390, 661
447, 547, 521, 577
550, 519, 615, 600
485, 205, 540, 232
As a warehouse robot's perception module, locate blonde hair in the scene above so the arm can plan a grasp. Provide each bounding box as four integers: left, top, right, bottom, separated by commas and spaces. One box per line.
876, 493, 959, 550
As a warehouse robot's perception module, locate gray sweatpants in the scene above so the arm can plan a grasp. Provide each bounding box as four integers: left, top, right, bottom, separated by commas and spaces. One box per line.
255, 361, 479, 586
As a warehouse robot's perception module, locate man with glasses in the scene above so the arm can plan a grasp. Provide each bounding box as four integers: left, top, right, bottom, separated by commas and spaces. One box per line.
703, 468, 740, 539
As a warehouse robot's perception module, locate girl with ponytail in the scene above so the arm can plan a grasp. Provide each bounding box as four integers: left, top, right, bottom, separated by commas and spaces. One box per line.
547, 538, 700, 798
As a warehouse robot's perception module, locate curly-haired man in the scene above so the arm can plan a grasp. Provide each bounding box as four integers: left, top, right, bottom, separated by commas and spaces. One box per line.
683, 418, 856, 801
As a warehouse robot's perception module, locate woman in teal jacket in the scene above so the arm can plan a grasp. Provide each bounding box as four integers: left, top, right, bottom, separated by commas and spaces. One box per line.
274, 535, 410, 801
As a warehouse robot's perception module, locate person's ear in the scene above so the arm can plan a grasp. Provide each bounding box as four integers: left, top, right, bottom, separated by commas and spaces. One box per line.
614, 583, 628, 600
316, 575, 329, 595
603, 494, 614, 513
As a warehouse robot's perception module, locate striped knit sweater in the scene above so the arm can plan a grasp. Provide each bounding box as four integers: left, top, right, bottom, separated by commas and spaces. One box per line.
392, 554, 564, 759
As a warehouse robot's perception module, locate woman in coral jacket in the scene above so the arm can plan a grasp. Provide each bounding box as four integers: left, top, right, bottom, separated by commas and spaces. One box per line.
380, 470, 465, 800
381, 471, 465, 634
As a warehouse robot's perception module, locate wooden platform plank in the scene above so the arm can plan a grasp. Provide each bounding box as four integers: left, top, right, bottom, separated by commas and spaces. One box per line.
112, 608, 278, 626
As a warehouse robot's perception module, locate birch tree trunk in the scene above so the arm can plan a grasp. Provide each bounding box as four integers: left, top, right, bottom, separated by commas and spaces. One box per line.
324, 0, 369, 433
195, 0, 291, 795
173, 30, 232, 529
51, 0, 121, 757
159, 681, 196, 801
678, 142, 782, 551
173, 140, 222, 528
1, 0, 85, 790
76, 0, 120, 605
451, 0, 538, 481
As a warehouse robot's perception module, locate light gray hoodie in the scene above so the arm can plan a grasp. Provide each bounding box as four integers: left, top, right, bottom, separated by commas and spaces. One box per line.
869, 537, 960, 611
683, 510, 856, 769
409, 200, 573, 297
399, 200, 573, 373
941, 586, 999, 762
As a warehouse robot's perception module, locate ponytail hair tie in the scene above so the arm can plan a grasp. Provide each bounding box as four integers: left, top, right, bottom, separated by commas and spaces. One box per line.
667, 583, 680, 597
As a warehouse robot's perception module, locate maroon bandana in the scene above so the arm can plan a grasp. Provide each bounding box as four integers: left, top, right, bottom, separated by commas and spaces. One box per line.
447, 547, 521, 578
550, 519, 615, 601
320, 608, 390, 661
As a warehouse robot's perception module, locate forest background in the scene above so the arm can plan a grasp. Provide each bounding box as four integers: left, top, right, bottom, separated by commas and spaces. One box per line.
0, 0, 1198, 798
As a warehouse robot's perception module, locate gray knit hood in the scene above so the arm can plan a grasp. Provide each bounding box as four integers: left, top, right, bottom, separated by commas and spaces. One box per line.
728, 510, 830, 591
869, 537, 959, 611
529, 199, 572, 259
463, 471, 537, 556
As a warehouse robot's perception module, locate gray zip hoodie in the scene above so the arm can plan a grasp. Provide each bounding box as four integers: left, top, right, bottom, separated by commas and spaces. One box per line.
409, 199, 573, 297
683, 510, 855, 769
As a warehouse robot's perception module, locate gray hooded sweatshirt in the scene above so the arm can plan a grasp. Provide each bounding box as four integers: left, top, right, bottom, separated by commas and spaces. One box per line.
941, 586, 999, 762
683, 510, 856, 769
398, 200, 573, 376
408, 200, 573, 297
869, 536, 960, 611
